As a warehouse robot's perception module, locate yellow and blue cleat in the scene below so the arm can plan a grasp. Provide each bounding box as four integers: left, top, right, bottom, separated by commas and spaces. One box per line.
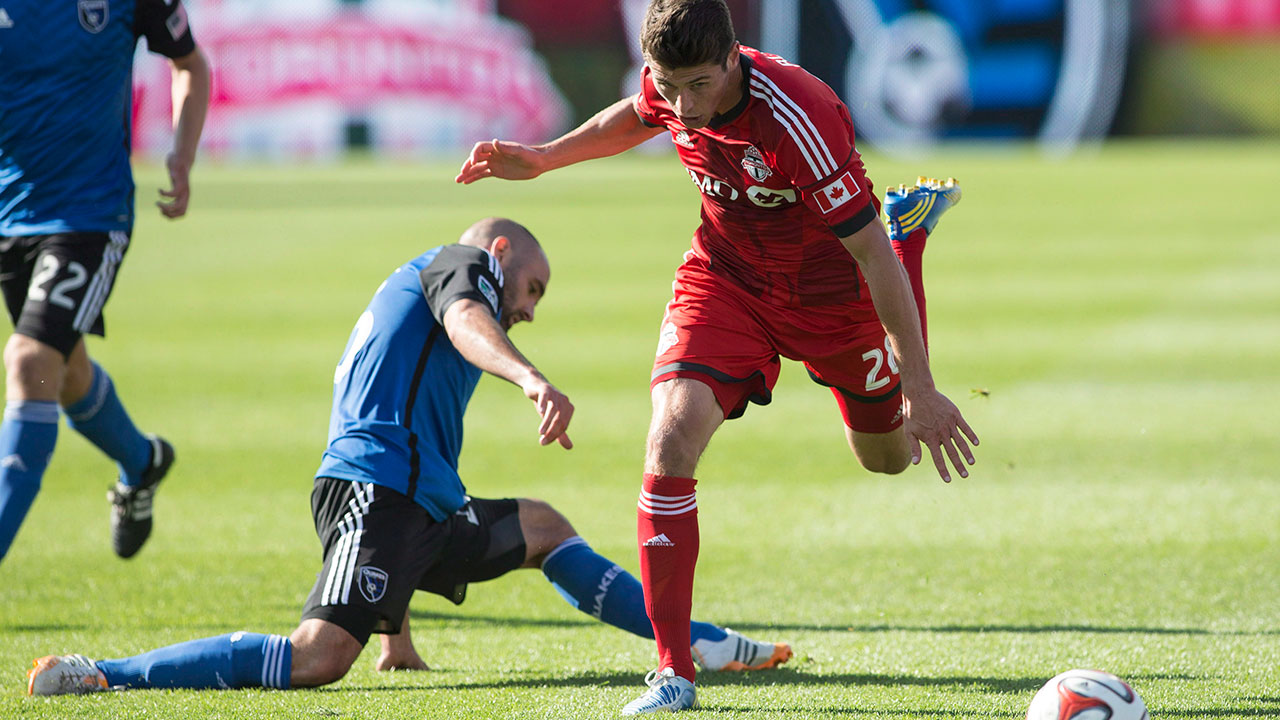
883, 176, 962, 241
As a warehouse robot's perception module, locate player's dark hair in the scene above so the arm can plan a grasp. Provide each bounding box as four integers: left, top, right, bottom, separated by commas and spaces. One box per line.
641, 0, 737, 70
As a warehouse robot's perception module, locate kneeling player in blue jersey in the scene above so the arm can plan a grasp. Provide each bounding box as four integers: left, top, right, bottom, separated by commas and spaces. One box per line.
26, 217, 791, 696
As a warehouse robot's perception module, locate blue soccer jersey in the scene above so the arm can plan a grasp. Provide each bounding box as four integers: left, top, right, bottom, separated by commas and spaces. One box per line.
316, 245, 506, 521
0, 0, 195, 235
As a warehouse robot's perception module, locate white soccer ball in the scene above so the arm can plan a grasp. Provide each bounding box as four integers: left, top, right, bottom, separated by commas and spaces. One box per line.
1026, 669, 1149, 720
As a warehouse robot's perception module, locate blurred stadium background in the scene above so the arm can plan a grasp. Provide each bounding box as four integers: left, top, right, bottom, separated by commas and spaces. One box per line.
131, 0, 1280, 160
132, 0, 1280, 158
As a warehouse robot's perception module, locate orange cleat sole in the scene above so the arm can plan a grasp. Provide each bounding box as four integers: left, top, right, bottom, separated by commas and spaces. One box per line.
717, 642, 793, 672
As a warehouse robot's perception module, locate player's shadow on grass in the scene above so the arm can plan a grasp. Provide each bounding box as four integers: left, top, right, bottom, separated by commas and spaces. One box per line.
3, 621, 252, 633
707, 707, 1025, 717
724, 621, 1279, 636
404, 612, 1280, 637
311, 668, 1051, 695
408, 608, 592, 629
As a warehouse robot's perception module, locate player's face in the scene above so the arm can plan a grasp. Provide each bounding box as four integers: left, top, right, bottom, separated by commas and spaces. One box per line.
500, 255, 549, 331
648, 46, 742, 130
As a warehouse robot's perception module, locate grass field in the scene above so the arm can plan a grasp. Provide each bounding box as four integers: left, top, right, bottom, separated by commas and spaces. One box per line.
2, 140, 1278, 719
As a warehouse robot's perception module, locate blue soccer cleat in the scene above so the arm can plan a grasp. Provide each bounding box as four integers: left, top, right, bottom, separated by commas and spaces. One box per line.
883, 176, 962, 242
621, 668, 698, 715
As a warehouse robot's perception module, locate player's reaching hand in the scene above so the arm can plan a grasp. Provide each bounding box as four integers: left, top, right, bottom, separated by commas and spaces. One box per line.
156, 152, 192, 219
374, 650, 429, 672
455, 140, 546, 184
903, 390, 978, 483
903, 389, 978, 483
523, 376, 574, 449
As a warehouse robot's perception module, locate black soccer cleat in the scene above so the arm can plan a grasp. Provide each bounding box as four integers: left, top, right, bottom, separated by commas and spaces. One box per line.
107, 435, 175, 559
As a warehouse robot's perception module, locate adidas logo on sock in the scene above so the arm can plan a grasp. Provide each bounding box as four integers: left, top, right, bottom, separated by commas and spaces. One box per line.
643, 533, 676, 547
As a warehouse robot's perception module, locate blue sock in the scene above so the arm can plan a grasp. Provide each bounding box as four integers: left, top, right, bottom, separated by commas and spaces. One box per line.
97, 632, 291, 690
0, 401, 59, 562
62, 363, 151, 486
541, 536, 726, 644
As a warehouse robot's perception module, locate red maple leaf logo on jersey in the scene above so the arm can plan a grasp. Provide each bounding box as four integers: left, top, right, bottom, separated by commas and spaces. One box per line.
813, 171, 861, 214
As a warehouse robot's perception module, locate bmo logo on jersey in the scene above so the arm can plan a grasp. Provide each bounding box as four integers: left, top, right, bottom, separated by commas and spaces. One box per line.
687, 169, 739, 201
747, 186, 797, 208
688, 169, 798, 209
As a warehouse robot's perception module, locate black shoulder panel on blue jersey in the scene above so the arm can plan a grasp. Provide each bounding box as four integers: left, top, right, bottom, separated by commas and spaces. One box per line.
135, 0, 197, 58
418, 244, 504, 327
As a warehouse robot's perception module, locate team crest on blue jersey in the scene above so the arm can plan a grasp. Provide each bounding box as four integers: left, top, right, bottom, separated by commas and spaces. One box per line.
78, 0, 109, 33
358, 566, 389, 603
741, 145, 772, 182
477, 275, 499, 314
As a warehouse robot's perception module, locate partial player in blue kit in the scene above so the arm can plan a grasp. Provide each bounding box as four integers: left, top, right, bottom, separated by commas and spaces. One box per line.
26, 218, 790, 696
0, 0, 210, 562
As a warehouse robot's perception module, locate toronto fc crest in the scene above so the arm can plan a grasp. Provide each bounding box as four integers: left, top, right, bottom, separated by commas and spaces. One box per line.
741, 145, 772, 182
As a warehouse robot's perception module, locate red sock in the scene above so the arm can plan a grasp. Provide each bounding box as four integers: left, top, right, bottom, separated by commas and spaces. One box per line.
893, 226, 929, 350
637, 473, 699, 682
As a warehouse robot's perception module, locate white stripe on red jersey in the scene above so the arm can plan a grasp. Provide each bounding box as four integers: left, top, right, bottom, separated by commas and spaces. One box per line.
747, 71, 839, 178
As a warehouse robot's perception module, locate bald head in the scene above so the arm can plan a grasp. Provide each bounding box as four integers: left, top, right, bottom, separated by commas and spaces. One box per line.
459, 217, 537, 254
458, 217, 550, 330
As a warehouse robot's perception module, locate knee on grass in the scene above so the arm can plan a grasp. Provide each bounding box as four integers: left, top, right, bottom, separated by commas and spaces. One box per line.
288, 621, 362, 688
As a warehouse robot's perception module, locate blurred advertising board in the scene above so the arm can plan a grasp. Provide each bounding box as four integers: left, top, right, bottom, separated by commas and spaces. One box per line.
1150, 0, 1280, 36
133, 0, 569, 159
1129, 0, 1280, 134
758, 0, 1134, 150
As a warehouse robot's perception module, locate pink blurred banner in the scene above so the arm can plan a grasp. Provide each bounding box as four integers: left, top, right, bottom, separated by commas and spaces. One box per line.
133, 2, 568, 159
1151, 0, 1280, 36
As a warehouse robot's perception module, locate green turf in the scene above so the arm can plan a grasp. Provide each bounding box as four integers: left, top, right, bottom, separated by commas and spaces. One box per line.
2, 141, 1278, 718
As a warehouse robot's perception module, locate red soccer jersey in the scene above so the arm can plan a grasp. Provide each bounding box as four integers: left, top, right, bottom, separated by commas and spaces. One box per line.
634, 46, 880, 308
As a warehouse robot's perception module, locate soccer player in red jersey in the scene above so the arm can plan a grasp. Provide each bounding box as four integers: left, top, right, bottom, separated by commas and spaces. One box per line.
456, 0, 978, 712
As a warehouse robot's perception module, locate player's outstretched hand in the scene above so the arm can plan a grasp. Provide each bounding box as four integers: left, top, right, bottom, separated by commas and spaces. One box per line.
156, 152, 191, 219
375, 650, 429, 672
524, 377, 574, 449
455, 139, 545, 184
903, 389, 978, 483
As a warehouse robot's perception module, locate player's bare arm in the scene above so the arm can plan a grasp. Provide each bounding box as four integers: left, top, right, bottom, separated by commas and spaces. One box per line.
838, 221, 978, 482
376, 610, 429, 672
157, 47, 210, 220
455, 96, 664, 184
442, 299, 574, 448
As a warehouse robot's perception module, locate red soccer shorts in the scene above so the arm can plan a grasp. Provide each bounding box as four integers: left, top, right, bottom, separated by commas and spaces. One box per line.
650, 252, 904, 433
